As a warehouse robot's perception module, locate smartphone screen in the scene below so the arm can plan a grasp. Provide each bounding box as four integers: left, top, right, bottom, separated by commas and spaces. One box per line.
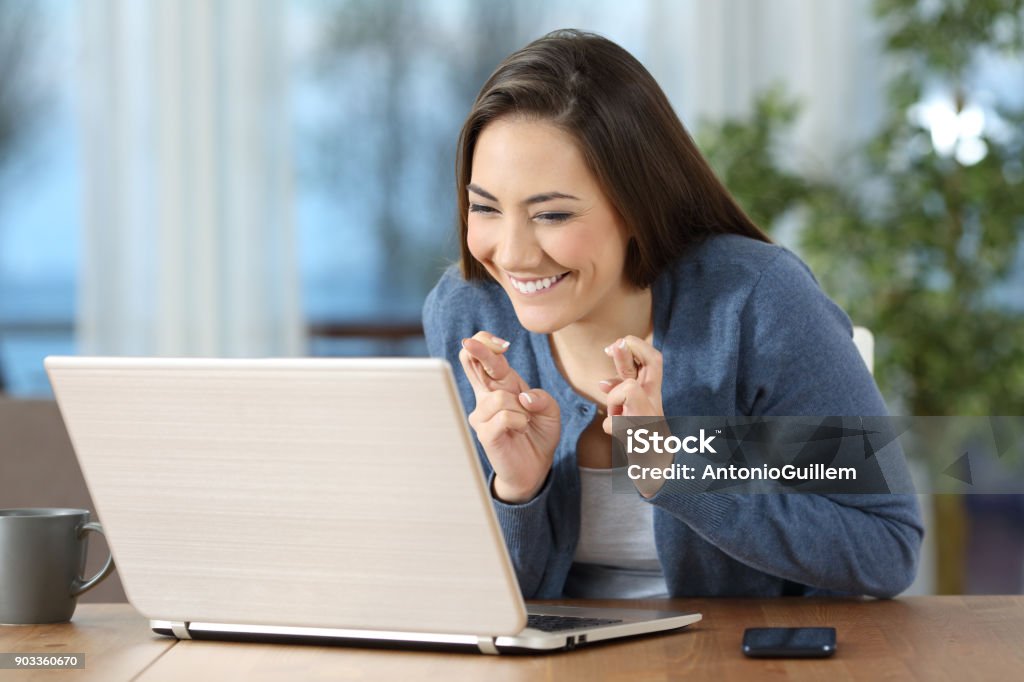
742, 627, 837, 658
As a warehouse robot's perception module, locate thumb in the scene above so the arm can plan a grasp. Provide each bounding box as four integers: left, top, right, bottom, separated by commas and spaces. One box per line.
518, 389, 559, 417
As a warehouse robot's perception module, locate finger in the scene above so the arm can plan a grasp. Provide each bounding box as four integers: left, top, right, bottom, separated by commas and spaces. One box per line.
493, 409, 530, 434
602, 378, 628, 416
598, 378, 624, 428
601, 379, 651, 434
471, 330, 511, 354
618, 335, 663, 389
472, 389, 527, 423
476, 409, 531, 441
459, 345, 491, 399
602, 411, 625, 435
462, 337, 512, 382
605, 338, 639, 380
517, 388, 560, 419
604, 378, 636, 420
605, 378, 657, 416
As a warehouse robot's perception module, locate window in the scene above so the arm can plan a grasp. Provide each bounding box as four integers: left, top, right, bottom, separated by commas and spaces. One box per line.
286, 0, 652, 357
0, 1, 78, 396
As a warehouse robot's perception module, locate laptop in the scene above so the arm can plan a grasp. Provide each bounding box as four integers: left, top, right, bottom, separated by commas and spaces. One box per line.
44, 356, 701, 654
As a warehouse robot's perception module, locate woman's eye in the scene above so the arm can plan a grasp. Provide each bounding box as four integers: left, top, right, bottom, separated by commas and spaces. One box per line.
468, 203, 498, 215
535, 212, 572, 224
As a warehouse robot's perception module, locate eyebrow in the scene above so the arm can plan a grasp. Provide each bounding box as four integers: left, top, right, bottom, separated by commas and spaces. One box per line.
467, 183, 580, 205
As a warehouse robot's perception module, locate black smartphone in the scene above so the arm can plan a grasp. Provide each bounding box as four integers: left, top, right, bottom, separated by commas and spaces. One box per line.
742, 627, 837, 658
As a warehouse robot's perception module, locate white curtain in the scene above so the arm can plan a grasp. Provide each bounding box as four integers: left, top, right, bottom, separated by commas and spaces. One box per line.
647, 0, 885, 175
76, 0, 304, 357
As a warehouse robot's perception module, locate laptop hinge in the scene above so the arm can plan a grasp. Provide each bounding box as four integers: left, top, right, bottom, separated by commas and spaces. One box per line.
476, 636, 499, 655
170, 622, 192, 640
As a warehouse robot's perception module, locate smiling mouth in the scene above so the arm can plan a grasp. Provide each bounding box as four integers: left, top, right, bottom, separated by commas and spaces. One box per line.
507, 271, 570, 295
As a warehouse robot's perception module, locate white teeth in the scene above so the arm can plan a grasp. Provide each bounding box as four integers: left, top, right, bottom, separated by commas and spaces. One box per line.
509, 273, 565, 294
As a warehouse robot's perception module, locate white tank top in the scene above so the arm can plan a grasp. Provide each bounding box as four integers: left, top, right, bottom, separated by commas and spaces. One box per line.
564, 466, 669, 599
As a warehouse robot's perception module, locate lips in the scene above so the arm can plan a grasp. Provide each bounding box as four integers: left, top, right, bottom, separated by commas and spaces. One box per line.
507, 271, 570, 295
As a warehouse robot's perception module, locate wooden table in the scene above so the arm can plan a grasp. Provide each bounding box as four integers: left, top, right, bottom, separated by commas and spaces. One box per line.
2, 597, 1022, 681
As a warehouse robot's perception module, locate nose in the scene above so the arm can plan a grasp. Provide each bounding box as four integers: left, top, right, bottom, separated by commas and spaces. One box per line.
494, 218, 543, 272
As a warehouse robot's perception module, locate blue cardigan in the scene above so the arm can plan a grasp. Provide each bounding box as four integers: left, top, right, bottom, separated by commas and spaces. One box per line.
422, 234, 923, 598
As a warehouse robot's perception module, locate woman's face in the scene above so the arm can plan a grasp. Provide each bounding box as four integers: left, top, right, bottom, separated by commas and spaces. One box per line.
467, 118, 633, 334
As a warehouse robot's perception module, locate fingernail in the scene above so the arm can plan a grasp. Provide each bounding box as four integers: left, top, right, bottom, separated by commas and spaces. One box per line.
618, 338, 627, 349
603, 345, 612, 355
491, 335, 510, 349
461, 338, 469, 350
520, 392, 534, 404
598, 380, 612, 388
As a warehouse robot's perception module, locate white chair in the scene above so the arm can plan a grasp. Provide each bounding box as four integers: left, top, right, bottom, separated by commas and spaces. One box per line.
852, 326, 874, 375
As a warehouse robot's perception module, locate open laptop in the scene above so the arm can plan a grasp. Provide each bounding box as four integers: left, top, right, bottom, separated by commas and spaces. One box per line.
44, 356, 700, 654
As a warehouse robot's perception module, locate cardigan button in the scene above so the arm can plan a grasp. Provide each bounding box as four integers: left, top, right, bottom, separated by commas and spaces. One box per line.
577, 404, 589, 416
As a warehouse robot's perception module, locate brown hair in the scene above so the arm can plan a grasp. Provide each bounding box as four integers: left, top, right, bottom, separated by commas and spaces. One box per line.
456, 29, 772, 287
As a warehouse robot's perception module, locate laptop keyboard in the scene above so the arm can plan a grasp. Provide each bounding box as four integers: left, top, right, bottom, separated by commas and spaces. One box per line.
526, 614, 624, 633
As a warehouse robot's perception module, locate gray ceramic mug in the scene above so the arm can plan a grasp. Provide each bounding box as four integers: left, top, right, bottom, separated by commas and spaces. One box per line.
0, 508, 116, 625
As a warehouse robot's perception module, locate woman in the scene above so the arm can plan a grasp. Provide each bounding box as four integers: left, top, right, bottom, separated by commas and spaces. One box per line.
423, 29, 922, 599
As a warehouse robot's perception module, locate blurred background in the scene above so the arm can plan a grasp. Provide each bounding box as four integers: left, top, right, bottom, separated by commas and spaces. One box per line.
0, 0, 1022, 596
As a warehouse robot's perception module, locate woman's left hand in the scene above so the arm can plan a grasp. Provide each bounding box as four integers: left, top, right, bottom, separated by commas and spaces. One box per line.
598, 335, 664, 435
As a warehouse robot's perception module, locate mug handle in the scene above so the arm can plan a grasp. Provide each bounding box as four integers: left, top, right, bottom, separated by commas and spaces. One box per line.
71, 521, 116, 597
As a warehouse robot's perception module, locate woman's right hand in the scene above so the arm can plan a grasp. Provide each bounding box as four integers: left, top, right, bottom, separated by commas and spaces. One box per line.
459, 332, 561, 504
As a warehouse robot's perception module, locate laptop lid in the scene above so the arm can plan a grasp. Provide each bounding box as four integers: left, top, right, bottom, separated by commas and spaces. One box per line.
44, 356, 526, 637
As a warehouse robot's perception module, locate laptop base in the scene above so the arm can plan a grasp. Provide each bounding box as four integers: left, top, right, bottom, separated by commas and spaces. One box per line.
151, 605, 702, 655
